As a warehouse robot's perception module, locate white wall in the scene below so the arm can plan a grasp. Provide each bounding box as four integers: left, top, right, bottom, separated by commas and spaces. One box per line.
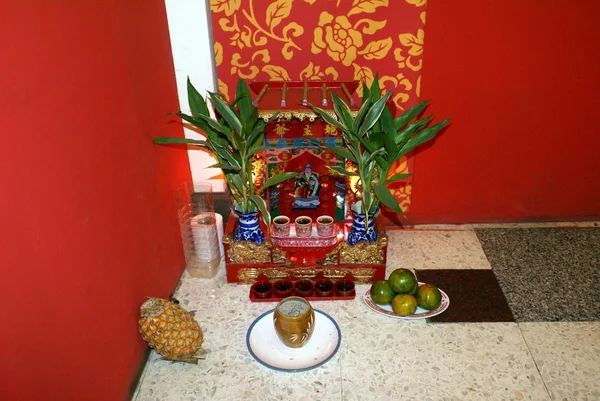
164, 0, 225, 191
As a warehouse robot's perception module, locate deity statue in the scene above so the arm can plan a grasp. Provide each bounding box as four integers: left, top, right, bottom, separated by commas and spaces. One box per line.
293, 164, 320, 209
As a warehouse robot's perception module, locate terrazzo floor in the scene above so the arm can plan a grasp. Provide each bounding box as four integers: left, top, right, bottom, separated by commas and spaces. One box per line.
133, 225, 600, 401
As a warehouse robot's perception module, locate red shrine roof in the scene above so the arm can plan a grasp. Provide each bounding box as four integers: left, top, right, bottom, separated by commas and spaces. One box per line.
248, 80, 360, 121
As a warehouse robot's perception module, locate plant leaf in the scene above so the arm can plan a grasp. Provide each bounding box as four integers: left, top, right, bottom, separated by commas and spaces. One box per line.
368, 131, 386, 152
394, 115, 431, 148
358, 89, 392, 138
235, 79, 254, 129
208, 92, 242, 135
331, 92, 354, 129
394, 100, 429, 131
308, 104, 346, 132
352, 95, 372, 132
310, 141, 357, 163
176, 112, 212, 135
373, 184, 405, 215
385, 173, 411, 184
207, 163, 241, 171
153, 137, 207, 146
193, 113, 233, 139
249, 194, 271, 229
247, 146, 266, 158
328, 166, 358, 177
211, 141, 240, 167
187, 77, 209, 118
229, 174, 245, 198
361, 80, 371, 107
369, 75, 382, 135
365, 148, 386, 165
247, 119, 266, 149
398, 118, 450, 157
379, 105, 397, 157
258, 171, 299, 193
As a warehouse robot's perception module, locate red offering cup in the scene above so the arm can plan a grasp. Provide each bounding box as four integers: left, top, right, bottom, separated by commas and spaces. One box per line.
314, 279, 334, 297
251, 281, 273, 299
293, 279, 314, 297
273, 279, 294, 298
334, 279, 355, 297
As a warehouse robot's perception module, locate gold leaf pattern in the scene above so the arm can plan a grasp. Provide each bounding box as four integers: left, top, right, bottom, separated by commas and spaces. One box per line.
299, 62, 339, 80
211, 0, 241, 16
266, 0, 293, 29
358, 38, 392, 60
352, 63, 374, 97
214, 42, 223, 66
262, 65, 291, 80
354, 18, 386, 35
348, 0, 389, 17
218, 79, 230, 101
406, 0, 426, 6
398, 29, 424, 56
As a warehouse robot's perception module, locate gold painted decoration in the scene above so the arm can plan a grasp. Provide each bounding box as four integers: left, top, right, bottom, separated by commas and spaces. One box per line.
225, 236, 273, 264
236, 267, 377, 284
320, 235, 388, 265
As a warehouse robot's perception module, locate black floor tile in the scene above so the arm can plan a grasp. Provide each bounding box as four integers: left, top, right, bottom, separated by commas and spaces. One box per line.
476, 227, 600, 322
415, 269, 514, 323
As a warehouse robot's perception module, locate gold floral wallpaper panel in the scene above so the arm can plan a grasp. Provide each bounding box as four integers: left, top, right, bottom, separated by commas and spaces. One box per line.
210, 0, 427, 212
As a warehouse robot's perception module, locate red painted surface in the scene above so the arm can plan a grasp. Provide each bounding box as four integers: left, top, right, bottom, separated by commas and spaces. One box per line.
409, 1, 600, 223
0, 2, 189, 401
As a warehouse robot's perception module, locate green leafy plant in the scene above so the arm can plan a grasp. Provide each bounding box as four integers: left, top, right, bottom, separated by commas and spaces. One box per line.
309, 78, 450, 226
154, 78, 298, 228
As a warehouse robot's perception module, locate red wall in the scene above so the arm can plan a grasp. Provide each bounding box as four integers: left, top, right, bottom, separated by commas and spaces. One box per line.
408, 1, 600, 223
0, 2, 189, 400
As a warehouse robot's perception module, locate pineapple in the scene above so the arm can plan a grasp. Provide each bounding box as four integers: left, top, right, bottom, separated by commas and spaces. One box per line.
139, 298, 206, 363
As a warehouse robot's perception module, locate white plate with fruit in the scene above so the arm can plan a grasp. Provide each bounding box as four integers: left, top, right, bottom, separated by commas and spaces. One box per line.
363, 268, 450, 320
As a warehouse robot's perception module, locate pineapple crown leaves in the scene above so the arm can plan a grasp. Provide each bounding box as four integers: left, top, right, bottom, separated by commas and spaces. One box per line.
308, 77, 450, 217
154, 77, 299, 220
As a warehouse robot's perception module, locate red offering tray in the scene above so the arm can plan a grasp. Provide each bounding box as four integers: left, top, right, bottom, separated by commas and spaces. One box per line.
249, 274, 356, 302
249, 292, 355, 303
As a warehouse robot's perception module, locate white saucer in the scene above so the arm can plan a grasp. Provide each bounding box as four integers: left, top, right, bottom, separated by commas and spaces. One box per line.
246, 309, 341, 372
363, 283, 450, 320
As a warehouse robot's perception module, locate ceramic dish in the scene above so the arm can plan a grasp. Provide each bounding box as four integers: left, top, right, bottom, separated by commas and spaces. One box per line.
363, 283, 450, 320
246, 309, 341, 372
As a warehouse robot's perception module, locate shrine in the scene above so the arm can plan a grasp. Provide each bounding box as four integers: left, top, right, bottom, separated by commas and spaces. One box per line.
222, 80, 388, 284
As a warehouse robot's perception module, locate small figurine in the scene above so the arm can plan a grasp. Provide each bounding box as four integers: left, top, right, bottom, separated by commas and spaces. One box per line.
293, 164, 321, 209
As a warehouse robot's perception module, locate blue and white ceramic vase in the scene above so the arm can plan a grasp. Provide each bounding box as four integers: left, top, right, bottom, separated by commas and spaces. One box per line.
232, 206, 265, 245
347, 201, 378, 246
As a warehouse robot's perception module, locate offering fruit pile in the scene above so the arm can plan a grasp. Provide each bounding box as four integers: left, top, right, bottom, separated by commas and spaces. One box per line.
370, 268, 442, 316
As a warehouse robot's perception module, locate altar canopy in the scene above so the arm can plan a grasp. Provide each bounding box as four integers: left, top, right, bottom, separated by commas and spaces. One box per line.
250, 81, 359, 222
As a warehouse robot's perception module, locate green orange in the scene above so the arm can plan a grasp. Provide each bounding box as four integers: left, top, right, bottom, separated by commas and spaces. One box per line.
388, 268, 417, 294
391, 294, 418, 316
370, 280, 395, 305
408, 282, 418, 296
416, 283, 442, 310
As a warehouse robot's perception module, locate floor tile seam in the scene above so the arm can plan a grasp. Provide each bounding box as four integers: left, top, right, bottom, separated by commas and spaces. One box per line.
470, 222, 600, 229
515, 322, 552, 399
386, 225, 473, 232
